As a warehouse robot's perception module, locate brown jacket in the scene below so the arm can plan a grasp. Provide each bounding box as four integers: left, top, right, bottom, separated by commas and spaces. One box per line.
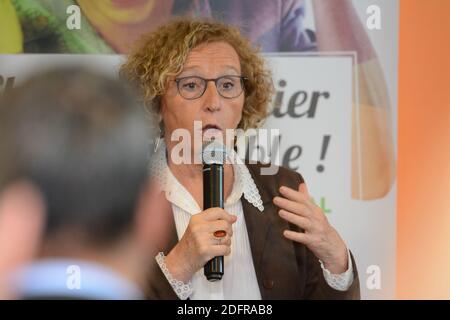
146, 163, 360, 299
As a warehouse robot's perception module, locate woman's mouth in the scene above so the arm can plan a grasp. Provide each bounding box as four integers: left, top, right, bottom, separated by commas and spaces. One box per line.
202, 124, 223, 141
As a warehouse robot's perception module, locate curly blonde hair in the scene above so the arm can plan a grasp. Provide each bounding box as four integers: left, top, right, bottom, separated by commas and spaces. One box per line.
120, 18, 274, 130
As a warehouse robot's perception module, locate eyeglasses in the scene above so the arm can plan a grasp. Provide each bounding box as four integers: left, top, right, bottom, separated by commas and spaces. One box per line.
174, 75, 247, 100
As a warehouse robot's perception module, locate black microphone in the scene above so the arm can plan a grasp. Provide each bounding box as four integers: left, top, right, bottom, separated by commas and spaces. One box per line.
202, 139, 226, 282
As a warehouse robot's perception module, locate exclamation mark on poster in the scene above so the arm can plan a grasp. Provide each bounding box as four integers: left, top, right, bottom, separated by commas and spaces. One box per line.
316, 135, 330, 173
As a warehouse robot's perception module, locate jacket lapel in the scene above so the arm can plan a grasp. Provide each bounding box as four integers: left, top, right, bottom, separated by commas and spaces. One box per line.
241, 164, 279, 297
156, 194, 179, 255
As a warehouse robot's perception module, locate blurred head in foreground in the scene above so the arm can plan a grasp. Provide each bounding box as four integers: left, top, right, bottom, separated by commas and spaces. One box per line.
0, 67, 169, 299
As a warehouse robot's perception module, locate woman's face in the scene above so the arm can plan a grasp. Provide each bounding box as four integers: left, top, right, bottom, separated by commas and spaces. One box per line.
161, 41, 245, 156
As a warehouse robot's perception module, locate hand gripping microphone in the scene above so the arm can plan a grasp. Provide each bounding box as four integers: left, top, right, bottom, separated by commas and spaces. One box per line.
202, 139, 227, 281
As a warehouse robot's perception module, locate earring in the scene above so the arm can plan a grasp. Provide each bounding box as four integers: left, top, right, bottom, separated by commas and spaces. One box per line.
154, 121, 165, 153
154, 136, 161, 153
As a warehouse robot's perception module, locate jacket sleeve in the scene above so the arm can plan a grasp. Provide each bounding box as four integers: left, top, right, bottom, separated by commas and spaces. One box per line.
145, 259, 180, 300
303, 247, 361, 300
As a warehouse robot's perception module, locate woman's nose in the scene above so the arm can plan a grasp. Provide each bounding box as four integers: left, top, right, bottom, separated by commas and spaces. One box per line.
203, 81, 221, 112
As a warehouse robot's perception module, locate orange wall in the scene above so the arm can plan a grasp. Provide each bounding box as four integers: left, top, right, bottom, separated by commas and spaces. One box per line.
397, 0, 450, 299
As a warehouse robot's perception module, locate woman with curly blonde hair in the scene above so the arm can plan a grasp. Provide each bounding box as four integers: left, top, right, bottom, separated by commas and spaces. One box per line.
121, 18, 360, 300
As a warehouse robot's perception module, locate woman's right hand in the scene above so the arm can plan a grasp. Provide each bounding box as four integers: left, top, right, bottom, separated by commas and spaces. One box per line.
164, 208, 237, 282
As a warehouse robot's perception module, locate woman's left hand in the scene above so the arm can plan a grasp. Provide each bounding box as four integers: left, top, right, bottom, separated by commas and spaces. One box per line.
273, 182, 348, 274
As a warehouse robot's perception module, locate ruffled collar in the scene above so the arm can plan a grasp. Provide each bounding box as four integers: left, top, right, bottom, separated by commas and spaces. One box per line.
149, 140, 264, 214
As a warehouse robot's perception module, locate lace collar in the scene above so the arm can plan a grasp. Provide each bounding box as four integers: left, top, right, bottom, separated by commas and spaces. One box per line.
149, 140, 264, 214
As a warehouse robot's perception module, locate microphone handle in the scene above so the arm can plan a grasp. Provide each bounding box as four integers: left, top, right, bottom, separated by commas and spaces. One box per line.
203, 163, 224, 282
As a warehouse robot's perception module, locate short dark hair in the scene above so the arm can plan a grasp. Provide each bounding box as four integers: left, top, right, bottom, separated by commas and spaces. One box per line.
0, 67, 157, 246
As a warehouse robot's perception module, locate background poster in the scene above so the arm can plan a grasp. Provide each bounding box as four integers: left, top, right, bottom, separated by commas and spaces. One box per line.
0, 0, 398, 299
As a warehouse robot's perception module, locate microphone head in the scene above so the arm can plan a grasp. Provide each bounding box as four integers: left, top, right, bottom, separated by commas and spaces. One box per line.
202, 139, 227, 165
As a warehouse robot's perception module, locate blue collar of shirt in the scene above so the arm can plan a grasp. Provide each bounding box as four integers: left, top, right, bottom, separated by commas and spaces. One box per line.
10, 258, 143, 300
